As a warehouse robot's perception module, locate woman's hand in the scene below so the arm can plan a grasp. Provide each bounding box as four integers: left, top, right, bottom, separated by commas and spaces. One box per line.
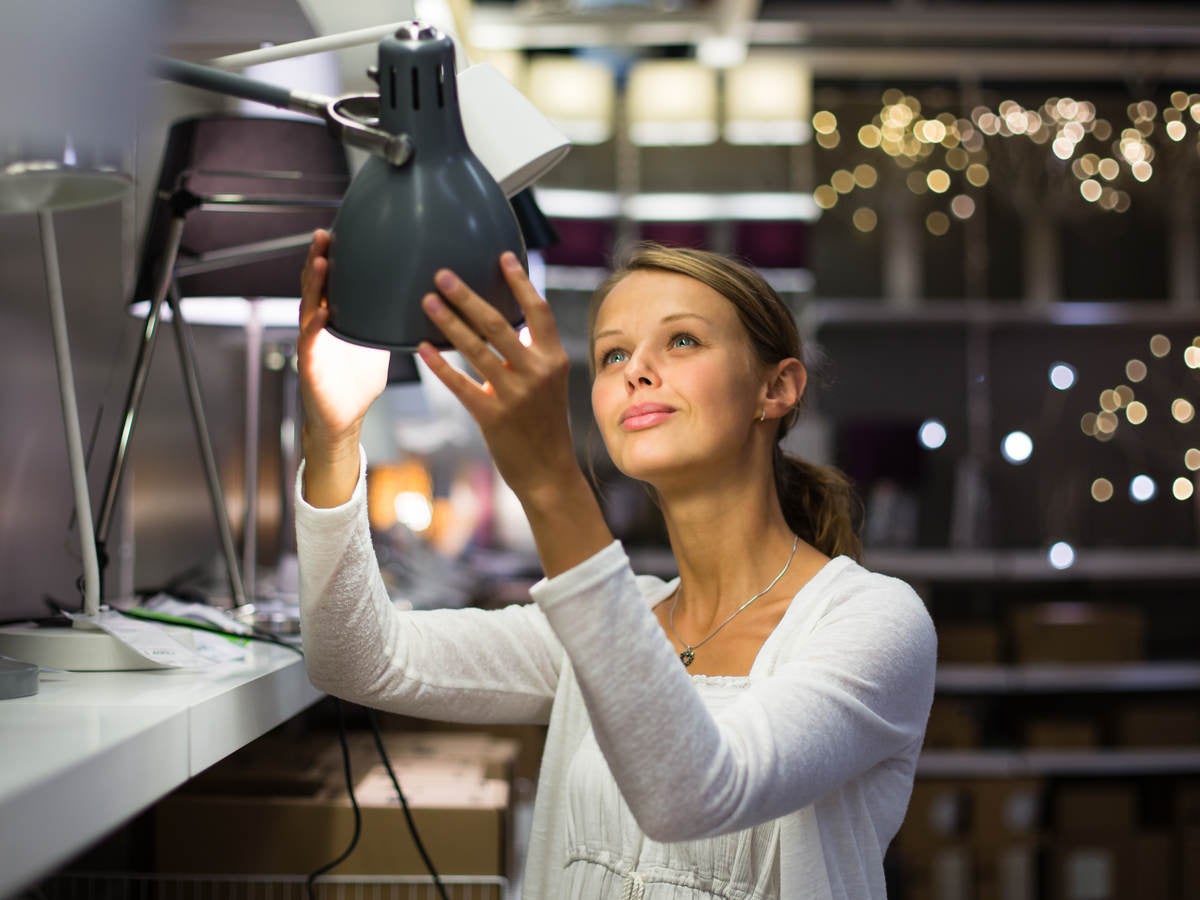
417, 253, 578, 503
418, 253, 613, 576
297, 229, 390, 506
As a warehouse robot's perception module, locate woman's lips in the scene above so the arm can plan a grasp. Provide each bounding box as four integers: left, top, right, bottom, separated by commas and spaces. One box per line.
620, 404, 675, 431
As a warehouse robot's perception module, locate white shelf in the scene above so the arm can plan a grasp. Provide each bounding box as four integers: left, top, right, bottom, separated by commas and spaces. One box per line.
862, 547, 1200, 582
918, 748, 1200, 777
936, 661, 1200, 693
0, 641, 323, 899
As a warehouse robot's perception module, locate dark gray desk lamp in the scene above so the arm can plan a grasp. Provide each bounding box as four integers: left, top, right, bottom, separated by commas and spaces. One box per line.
158, 22, 560, 350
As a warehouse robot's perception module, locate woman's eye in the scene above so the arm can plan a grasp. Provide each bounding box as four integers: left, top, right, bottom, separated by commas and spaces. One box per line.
600, 348, 628, 366
671, 334, 698, 349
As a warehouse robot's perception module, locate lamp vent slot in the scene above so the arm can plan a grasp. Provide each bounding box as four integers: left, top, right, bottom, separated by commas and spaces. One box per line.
437, 64, 445, 107
388, 66, 396, 109
411, 67, 421, 110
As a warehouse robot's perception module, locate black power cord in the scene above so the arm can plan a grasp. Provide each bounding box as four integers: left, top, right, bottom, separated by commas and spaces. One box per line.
306, 698, 362, 900
366, 708, 450, 900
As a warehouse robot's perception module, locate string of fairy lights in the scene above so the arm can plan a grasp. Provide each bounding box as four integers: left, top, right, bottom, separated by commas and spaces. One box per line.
1076, 334, 1200, 507
811, 88, 1200, 235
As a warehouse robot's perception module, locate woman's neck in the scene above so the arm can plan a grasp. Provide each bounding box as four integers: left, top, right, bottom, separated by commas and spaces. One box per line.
658, 468, 800, 620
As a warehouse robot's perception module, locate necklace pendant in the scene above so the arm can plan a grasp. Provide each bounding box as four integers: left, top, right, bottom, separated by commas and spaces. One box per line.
680, 648, 695, 667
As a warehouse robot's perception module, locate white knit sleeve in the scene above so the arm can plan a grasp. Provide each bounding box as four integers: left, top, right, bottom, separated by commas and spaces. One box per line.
296, 449, 561, 725
529, 542, 936, 842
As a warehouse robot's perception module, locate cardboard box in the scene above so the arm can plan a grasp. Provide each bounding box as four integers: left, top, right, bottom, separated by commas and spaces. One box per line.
339, 730, 522, 784
897, 780, 971, 853
155, 731, 513, 890
969, 779, 1043, 848
1010, 603, 1144, 664
924, 698, 982, 750
1054, 783, 1138, 833
1114, 703, 1200, 748
1048, 831, 1174, 900
1049, 836, 1132, 900
902, 844, 973, 900
1024, 718, 1099, 749
938, 622, 1002, 664
975, 841, 1041, 900
378, 714, 548, 786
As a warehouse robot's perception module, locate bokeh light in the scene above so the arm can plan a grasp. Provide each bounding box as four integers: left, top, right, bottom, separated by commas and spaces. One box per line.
918, 418, 947, 450
1049, 363, 1077, 390
1048, 541, 1076, 570
1173, 477, 1195, 501
1001, 430, 1033, 464
1130, 474, 1157, 502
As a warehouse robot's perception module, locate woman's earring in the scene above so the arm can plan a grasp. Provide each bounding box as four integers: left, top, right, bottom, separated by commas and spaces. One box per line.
759, 409, 766, 422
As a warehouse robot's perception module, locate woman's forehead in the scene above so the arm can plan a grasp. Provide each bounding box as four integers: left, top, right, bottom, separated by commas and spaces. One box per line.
594, 269, 735, 330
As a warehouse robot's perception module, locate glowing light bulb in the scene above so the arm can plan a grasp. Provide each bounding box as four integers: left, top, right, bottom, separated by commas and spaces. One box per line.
1091, 478, 1114, 502
1173, 477, 1195, 501
1049, 363, 1077, 390
918, 418, 947, 450
1130, 474, 1156, 502
1048, 542, 1076, 570
1001, 431, 1033, 464
394, 492, 434, 532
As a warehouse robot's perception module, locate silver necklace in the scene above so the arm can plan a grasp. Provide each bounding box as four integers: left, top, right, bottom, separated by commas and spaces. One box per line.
667, 534, 800, 667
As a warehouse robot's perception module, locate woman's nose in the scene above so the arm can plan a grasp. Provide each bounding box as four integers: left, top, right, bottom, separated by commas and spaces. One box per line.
625, 348, 659, 389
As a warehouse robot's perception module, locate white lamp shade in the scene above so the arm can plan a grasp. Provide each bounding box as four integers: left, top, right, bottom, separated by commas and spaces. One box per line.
527, 57, 615, 145
724, 54, 812, 145
469, 48, 528, 90
458, 62, 573, 197
626, 60, 718, 146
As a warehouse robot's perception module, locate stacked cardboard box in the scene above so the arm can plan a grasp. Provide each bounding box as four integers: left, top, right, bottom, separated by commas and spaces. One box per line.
897, 778, 1043, 900
1047, 782, 1176, 900
1009, 603, 1144, 665
154, 729, 518, 898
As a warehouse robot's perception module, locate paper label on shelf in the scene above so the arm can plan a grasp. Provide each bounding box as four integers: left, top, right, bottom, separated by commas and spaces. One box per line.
66, 611, 209, 668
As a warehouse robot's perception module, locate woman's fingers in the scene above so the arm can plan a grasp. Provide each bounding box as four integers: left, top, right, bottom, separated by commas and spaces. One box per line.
416, 338, 494, 419
299, 229, 331, 331
423, 272, 519, 382
500, 252, 560, 346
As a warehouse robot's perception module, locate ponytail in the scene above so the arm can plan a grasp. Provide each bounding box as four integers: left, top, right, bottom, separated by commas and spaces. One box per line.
773, 448, 863, 561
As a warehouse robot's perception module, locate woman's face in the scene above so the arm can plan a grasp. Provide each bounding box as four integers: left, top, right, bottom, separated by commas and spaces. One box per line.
590, 269, 766, 487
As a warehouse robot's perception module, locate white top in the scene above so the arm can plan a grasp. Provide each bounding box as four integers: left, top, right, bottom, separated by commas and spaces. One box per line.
296, 450, 937, 899
563, 676, 781, 899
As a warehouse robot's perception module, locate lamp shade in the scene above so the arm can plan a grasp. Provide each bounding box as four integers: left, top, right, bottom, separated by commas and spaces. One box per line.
724, 54, 812, 145
626, 60, 718, 146
326, 25, 528, 351
129, 115, 350, 326
526, 56, 615, 145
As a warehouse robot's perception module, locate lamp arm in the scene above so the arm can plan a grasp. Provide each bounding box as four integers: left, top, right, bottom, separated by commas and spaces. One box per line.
154, 58, 413, 167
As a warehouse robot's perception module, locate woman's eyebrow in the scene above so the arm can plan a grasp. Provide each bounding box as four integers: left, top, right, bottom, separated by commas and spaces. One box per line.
593, 312, 711, 343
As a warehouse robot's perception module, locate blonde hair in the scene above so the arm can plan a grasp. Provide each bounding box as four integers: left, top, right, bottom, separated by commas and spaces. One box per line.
589, 243, 863, 561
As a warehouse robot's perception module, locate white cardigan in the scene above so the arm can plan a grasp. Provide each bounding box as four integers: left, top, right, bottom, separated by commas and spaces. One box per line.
296, 451, 937, 899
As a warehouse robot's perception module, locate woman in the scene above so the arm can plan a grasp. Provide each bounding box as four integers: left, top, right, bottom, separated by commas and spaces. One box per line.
296, 231, 937, 899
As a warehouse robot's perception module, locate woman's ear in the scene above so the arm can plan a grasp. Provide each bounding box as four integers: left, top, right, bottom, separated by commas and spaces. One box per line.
763, 358, 806, 418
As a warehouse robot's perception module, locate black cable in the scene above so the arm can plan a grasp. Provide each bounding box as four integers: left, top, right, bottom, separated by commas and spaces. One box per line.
306, 698, 362, 900
366, 708, 450, 900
